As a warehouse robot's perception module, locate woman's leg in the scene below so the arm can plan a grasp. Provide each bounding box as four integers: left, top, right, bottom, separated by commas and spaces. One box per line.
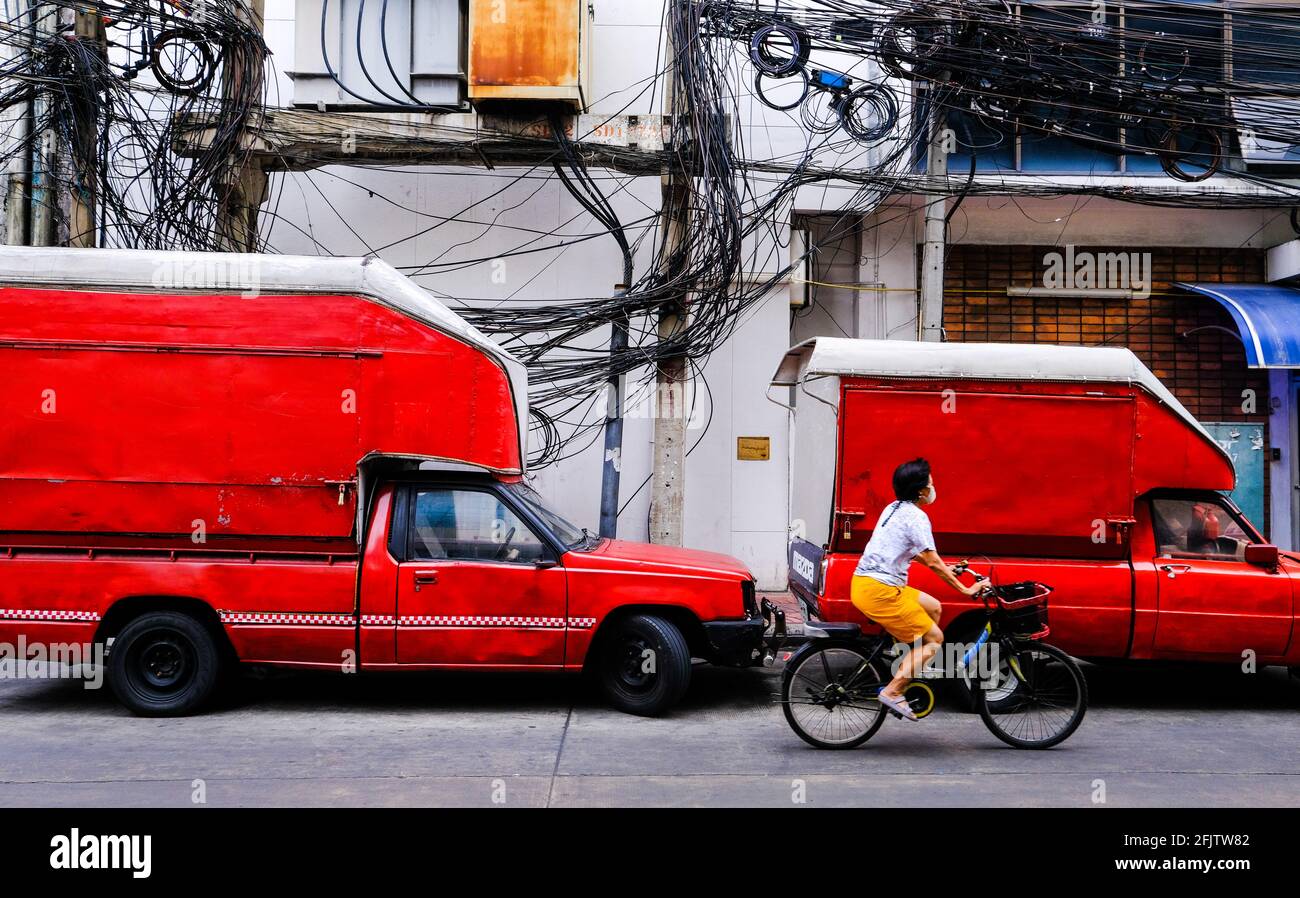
917, 591, 942, 624
881, 624, 943, 699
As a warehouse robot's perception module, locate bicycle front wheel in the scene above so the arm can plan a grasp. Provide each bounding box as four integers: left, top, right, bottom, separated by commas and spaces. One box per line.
782, 643, 889, 749
977, 641, 1088, 749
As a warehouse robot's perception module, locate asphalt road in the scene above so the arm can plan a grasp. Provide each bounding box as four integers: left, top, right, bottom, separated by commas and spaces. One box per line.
0, 661, 1296, 807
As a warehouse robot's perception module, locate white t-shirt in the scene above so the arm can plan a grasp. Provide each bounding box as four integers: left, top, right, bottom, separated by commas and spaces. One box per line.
853, 500, 936, 586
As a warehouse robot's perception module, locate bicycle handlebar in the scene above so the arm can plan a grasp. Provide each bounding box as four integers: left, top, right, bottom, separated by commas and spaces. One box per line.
951, 559, 993, 603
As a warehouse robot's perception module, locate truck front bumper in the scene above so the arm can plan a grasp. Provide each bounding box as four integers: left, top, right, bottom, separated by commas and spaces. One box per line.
702, 615, 768, 667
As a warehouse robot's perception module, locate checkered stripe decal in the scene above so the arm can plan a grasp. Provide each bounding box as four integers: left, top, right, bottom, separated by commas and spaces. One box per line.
400, 615, 568, 628
0, 608, 101, 622
223, 612, 597, 629
219, 611, 355, 626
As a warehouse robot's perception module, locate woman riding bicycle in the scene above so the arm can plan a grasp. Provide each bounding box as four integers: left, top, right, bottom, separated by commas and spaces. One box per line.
851, 458, 984, 721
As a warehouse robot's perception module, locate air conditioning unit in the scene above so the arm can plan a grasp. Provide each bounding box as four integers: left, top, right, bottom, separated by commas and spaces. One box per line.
468, 0, 592, 110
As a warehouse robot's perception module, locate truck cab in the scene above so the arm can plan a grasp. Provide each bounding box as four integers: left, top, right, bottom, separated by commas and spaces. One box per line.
359, 471, 766, 714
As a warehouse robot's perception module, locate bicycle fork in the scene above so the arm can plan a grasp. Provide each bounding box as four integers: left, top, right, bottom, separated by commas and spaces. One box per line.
959, 624, 1027, 685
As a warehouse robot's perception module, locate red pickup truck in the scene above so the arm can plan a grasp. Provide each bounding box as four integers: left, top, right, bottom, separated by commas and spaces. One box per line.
0, 247, 764, 717
776, 338, 1299, 698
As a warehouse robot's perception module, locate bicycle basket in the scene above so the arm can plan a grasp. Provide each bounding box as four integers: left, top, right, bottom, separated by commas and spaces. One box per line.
992, 581, 1052, 638
993, 581, 1052, 608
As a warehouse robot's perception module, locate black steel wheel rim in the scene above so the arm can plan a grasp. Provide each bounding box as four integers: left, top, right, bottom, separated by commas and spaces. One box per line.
128, 629, 196, 695
616, 634, 656, 693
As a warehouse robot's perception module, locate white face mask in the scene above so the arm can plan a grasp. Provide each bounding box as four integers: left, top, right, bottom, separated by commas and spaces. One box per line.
921, 483, 937, 505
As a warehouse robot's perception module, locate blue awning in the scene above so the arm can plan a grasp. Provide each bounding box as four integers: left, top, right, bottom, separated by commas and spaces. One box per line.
1176, 282, 1300, 368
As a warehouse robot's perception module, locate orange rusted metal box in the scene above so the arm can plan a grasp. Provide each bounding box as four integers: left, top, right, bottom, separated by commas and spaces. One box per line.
468, 0, 591, 109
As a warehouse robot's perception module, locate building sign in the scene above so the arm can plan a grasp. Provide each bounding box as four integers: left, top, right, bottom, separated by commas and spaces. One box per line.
737, 436, 770, 460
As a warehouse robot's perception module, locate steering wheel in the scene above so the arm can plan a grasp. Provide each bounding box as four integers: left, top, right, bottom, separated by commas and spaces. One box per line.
493, 526, 517, 562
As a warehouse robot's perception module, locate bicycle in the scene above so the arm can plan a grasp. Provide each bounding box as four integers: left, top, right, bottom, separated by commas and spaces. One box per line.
771, 562, 1088, 750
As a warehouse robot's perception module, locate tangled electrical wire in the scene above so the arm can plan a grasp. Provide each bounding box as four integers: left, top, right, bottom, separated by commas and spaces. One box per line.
0, 0, 267, 249
711, 0, 1300, 183
6, 0, 1300, 477
492, 0, 1300, 468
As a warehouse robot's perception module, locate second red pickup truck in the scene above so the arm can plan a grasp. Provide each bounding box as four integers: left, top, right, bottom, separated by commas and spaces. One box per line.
0, 247, 765, 717
778, 337, 1298, 700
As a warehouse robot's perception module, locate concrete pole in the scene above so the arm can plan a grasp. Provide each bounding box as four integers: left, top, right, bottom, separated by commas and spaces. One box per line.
648, 15, 690, 547
66, 8, 104, 247
29, 1, 56, 246
649, 294, 688, 545
1, 3, 30, 245
919, 107, 948, 342
216, 0, 267, 252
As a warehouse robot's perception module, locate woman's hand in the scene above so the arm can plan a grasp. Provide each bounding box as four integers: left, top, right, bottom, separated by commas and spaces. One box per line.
960, 576, 988, 597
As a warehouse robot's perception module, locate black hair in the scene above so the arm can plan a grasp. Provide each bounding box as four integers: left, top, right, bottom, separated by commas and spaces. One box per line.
892, 457, 931, 502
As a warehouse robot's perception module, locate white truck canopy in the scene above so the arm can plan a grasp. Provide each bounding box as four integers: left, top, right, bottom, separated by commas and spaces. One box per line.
772, 336, 1212, 445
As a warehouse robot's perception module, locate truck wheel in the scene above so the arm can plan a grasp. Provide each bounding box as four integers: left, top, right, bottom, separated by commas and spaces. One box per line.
108, 611, 221, 717
597, 614, 692, 717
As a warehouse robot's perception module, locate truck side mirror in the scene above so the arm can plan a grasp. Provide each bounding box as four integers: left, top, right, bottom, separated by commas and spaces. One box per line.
1244, 543, 1279, 567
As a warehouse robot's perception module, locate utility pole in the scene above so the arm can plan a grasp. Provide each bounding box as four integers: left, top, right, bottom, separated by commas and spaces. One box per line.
648, 14, 690, 547
215, 0, 267, 252
29, 1, 57, 247
66, 9, 105, 247
1, 5, 30, 245
598, 304, 628, 538
918, 106, 948, 342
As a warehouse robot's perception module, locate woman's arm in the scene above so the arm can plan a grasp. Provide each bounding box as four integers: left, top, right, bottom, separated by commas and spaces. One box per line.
916, 549, 984, 596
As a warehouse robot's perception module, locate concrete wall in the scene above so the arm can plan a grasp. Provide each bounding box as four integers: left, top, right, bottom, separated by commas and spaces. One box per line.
259, 0, 1299, 584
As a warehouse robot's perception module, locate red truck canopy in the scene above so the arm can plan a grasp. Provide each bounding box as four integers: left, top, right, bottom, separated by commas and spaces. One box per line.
0, 247, 528, 544
773, 338, 1234, 558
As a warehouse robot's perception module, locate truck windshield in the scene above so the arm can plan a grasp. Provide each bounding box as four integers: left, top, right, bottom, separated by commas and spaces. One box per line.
506, 483, 592, 550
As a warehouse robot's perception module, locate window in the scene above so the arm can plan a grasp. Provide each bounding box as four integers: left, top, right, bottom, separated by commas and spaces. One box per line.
503, 482, 589, 549
1151, 496, 1254, 561
409, 489, 546, 564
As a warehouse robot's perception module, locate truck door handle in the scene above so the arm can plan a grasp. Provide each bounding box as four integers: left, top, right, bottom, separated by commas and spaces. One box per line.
1160, 564, 1192, 579
413, 571, 438, 591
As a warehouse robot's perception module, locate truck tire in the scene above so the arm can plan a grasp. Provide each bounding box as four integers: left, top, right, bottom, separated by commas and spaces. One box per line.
597, 614, 692, 717
108, 611, 222, 717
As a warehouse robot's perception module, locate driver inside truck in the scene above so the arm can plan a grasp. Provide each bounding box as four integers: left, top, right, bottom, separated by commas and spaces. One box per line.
850, 458, 986, 721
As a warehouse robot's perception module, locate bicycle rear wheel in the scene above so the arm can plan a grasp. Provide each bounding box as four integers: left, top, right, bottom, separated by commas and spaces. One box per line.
782, 643, 888, 749
976, 641, 1087, 749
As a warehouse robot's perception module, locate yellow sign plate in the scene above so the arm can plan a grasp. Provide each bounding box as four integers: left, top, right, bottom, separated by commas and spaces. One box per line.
737, 436, 770, 460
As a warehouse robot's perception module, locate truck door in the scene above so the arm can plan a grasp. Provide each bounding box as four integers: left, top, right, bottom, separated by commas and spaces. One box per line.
394, 485, 567, 667
1148, 495, 1292, 658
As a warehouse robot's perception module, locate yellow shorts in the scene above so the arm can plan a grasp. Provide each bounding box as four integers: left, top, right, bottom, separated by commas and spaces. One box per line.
850, 575, 934, 644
